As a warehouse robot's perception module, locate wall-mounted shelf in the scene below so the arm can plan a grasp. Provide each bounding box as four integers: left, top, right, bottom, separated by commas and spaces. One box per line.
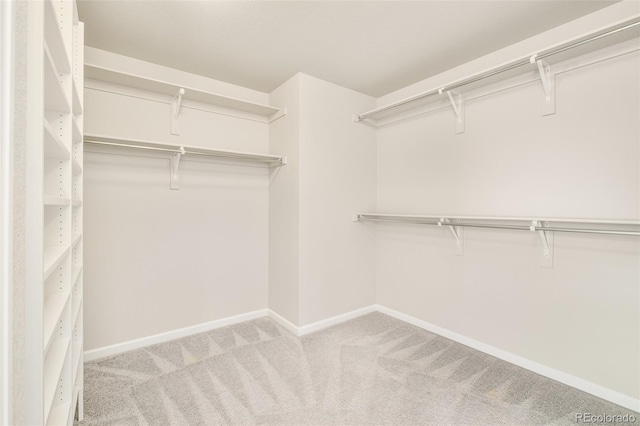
43, 338, 71, 422
43, 195, 70, 206
43, 292, 70, 353
72, 158, 82, 174
44, 45, 71, 114
44, 0, 70, 74
85, 64, 283, 121
44, 120, 70, 160
355, 19, 640, 126
356, 213, 640, 267
72, 115, 82, 143
84, 133, 287, 190
72, 78, 82, 115
43, 245, 70, 281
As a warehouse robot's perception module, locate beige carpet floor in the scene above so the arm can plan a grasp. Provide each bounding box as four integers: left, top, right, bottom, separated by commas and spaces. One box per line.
77, 312, 638, 425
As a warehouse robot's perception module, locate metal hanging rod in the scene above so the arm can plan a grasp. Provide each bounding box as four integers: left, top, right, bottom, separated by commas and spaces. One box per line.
83, 136, 286, 165
357, 20, 640, 121
356, 214, 640, 237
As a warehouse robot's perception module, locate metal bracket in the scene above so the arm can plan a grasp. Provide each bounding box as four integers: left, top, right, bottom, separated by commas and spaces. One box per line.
530, 55, 555, 116
439, 88, 465, 134
439, 218, 464, 256
170, 88, 186, 135
531, 220, 554, 268
170, 146, 185, 190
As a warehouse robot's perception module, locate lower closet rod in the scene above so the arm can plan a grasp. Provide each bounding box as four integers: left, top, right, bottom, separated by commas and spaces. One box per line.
358, 217, 640, 237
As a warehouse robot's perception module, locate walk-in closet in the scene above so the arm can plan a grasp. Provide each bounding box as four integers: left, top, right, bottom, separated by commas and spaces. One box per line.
2, 1, 639, 424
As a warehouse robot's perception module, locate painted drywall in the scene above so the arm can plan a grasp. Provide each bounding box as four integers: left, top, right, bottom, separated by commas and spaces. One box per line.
268, 74, 377, 327
297, 74, 377, 326
83, 53, 270, 351
375, 42, 640, 402
268, 74, 301, 324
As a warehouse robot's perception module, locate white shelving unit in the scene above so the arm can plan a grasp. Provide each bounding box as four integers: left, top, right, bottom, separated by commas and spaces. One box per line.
355, 19, 640, 125
26, 0, 84, 424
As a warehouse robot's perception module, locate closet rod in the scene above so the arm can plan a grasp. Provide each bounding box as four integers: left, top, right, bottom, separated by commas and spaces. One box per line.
84, 138, 285, 164
357, 20, 640, 121
357, 216, 640, 237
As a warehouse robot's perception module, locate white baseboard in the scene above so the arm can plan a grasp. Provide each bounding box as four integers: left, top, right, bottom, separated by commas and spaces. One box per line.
376, 305, 640, 413
268, 305, 378, 337
83, 309, 268, 362
297, 305, 378, 336
267, 309, 300, 336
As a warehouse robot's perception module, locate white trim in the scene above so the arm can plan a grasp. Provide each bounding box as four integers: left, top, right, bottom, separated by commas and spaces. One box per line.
0, 0, 13, 423
83, 309, 268, 361
376, 305, 640, 412
267, 310, 300, 336
297, 305, 378, 336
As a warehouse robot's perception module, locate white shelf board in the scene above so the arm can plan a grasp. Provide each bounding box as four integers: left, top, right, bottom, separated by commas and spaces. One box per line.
85, 64, 280, 118
72, 78, 83, 115
44, 0, 70, 74
72, 347, 83, 386
43, 291, 71, 355
43, 195, 70, 206
72, 233, 82, 248
47, 400, 71, 426
72, 299, 82, 328
84, 133, 286, 165
43, 245, 70, 281
72, 115, 82, 143
43, 337, 71, 422
72, 158, 82, 175
72, 265, 82, 285
44, 45, 71, 114
44, 120, 70, 160
72, 199, 82, 207
357, 19, 640, 122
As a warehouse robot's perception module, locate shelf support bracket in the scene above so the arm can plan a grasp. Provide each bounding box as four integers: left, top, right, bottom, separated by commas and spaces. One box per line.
170, 88, 186, 135
170, 146, 185, 190
440, 88, 465, 134
531, 220, 554, 268
531, 55, 555, 116
439, 218, 464, 256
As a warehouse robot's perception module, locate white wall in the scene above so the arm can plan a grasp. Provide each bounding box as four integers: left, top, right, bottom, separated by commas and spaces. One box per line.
268, 73, 377, 327
297, 74, 377, 326
83, 50, 270, 351
375, 34, 639, 403
268, 74, 301, 324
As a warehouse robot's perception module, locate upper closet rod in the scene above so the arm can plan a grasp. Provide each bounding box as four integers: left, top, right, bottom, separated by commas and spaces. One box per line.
356, 20, 640, 121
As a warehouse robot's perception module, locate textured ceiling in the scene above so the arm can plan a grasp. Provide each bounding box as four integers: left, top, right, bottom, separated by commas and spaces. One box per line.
78, 1, 619, 97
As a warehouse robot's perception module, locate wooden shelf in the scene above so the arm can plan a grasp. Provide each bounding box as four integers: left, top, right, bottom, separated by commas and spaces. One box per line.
43, 245, 70, 281
85, 64, 281, 118
43, 195, 70, 206
44, 0, 70, 74
43, 120, 70, 160
44, 45, 71, 114
43, 292, 70, 354
43, 338, 71, 421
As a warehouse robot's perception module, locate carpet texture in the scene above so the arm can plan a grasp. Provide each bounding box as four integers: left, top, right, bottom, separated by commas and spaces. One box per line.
78, 312, 638, 425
